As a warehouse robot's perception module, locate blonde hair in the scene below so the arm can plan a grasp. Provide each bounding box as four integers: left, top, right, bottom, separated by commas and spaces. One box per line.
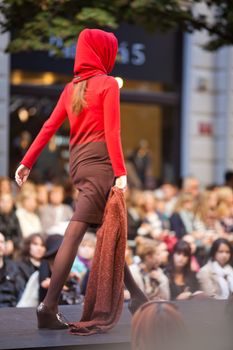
135, 236, 158, 260
194, 190, 217, 222
216, 186, 233, 202
141, 191, 157, 215
72, 80, 87, 115
16, 190, 37, 207
20, 181, 37, 193
0, 176, 12, 195
216, 186, 233, 219
173, 192, 194, 213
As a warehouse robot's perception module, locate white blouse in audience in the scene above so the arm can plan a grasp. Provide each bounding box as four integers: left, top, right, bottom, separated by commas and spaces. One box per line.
16, 207, 42, 237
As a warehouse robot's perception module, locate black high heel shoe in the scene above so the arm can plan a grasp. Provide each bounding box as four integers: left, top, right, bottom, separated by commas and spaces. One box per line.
36, 303, 69, 329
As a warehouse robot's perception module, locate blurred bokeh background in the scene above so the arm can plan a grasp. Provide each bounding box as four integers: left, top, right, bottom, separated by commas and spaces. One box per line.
1, 1, 233, 314
0, 0, 232, 188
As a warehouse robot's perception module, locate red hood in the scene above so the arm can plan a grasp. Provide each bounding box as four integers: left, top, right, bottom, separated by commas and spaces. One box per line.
73, 29, 118, 83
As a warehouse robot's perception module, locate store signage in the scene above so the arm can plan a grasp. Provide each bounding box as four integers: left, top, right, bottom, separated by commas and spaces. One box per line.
198, 122, 213, 136
11, 24, 181, 85
48, 36, 146, 66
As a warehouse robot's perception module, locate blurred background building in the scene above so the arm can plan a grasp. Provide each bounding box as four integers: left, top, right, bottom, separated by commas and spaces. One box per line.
182, 3, 233, 186
0, 31, 9, 176
9, 24, 182, 187
0, 4, 232, 188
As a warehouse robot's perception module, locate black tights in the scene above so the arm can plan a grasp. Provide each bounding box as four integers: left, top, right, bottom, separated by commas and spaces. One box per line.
43, 220, 147, 312
43, 221, 88, 312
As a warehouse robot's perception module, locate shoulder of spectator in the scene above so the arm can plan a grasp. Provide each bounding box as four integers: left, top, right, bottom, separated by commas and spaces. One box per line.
197, 261, 213, 277
4, 257, 20, 274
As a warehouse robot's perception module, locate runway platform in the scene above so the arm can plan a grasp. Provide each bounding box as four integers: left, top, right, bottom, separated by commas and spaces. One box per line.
0, 304, 131, 350
0, 300, 232, 350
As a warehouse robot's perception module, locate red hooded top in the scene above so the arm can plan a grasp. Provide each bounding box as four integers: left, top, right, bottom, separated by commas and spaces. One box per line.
20, 29, 127, 177
73, 29, 118, 82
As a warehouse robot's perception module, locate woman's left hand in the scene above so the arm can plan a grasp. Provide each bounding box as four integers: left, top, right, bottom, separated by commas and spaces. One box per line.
15, 164, 30, 187
115, 175, 127, 191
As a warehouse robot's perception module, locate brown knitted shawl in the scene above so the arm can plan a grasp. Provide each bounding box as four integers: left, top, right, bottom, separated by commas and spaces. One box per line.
69, 186, 127, 335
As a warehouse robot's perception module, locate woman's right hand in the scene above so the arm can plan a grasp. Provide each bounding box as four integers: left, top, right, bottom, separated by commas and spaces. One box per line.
15, 164, 30, 187
115, 175, 127, 191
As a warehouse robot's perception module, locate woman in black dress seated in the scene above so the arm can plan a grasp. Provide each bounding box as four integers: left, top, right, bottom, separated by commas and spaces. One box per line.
18, 233, 46, 286
165, 240, 200, 300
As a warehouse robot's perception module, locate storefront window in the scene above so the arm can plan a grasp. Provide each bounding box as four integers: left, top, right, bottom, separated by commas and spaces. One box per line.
10, 85, 179, 186
121, 102, 179, 188
9, 26, 181, 184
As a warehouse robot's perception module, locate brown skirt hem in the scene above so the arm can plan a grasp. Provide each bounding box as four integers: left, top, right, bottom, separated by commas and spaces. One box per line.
70, 141, 115, 226
70, 214, 102, 225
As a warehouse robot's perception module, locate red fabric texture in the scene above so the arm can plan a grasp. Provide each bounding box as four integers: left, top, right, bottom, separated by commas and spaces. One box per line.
69, 186, 127, 335
73, 29, 118, 83
20, 29, 126, 177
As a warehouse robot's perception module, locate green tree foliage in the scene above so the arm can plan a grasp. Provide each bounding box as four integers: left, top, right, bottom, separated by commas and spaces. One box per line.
0, 0, 232, 54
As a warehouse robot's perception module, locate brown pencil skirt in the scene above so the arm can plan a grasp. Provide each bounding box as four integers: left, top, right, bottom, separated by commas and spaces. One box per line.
69, 141, 115, 225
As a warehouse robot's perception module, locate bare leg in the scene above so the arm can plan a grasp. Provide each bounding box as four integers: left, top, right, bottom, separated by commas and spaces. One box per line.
43, 220, 88, 312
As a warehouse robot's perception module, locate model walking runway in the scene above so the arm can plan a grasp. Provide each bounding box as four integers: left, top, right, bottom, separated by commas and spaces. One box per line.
15, 28, 148, 333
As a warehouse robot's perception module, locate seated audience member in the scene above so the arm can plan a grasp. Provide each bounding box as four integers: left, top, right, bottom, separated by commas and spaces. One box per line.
131, 301, 187, 350
182, 234, 200, 272
36, 183, 49, 209
197, 238, 233, 299
0, 232, 24, 307
0, 193, 22, 256
137, 191, 169, 239
39, 234, 82, 305
193, 190, 224, 247
0, 176, 12, 196
38, 184, 73, 234
170, 193, 195, 239
165, 240, 200, 300
129, 237, 170, 300
71, 232, 96, 276
160, 181, 179, 217
125, 188, 143, 241
17, 233, 46, 286
182, 176, 200, 199
154, 190, 172, 229
16, 190, 42, 238
18, 234, 82, 307
216, 187, 233, 234
71, 233, 97, 296
156, 241, 169, 269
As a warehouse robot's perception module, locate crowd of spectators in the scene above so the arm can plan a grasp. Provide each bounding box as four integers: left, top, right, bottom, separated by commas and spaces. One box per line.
0, 170, 233, 308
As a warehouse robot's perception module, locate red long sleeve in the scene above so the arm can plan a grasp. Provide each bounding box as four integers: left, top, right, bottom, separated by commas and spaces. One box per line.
20, 76, 127, 177
103, 77, 127, 177
20, 87, 67, 169
20, 29, 127, 176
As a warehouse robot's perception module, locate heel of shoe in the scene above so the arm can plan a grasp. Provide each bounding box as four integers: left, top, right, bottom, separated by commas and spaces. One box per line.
37, 318, 47, 329
36, 303, 69, 330
36, 309, 48, 329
